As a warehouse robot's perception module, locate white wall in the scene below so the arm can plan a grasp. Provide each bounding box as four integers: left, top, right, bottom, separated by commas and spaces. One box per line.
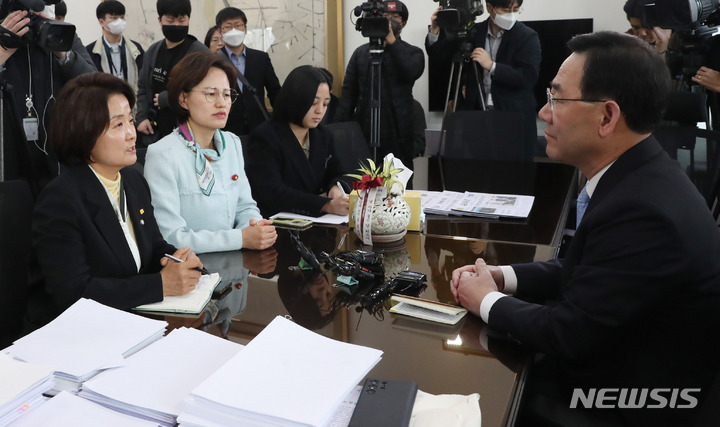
342, 0, 631, 129
64, 0, 631, 130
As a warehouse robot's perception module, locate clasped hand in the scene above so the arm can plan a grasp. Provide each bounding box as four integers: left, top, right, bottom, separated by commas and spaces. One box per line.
242, 218, 277, 250
450, 258, 504, 317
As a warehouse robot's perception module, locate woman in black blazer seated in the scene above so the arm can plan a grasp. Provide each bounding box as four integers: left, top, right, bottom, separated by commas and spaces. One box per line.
32, 73, 204, 315
245, 65, 349, 218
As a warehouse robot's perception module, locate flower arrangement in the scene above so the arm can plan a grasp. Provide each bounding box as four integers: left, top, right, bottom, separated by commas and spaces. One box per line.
347, 158, 405, 196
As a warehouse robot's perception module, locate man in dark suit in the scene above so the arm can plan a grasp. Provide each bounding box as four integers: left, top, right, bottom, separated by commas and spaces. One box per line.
426, 0, 540, 161
451, 32, 720, 426
215, 7, 282, 137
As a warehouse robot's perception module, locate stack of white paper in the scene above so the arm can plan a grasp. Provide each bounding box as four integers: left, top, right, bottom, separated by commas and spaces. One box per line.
6, 299, 167, 394
79, 327, 242, 426
423, 191, 464, 215
177, 316, 383, 427
450, 192, 535, 219
8, 391, 158, 427
0, 355, 54, 425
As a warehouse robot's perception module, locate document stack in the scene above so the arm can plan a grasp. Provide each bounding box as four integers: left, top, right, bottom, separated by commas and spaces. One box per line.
9, 392, 158, 427
5, 298, 167, 394
0, 354, 54, 425
178, 316, 384, 427
420, 190, 535, 219
79, 327, 242, 426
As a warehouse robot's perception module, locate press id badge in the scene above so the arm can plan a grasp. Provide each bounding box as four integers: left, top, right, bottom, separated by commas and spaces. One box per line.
23, 117, 39, 141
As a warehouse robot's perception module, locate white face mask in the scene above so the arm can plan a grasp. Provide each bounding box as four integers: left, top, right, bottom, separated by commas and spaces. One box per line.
492, 11, 519, 31
222, 29, 246, 47
107, 18, 127, 36
41, 5, 55, 19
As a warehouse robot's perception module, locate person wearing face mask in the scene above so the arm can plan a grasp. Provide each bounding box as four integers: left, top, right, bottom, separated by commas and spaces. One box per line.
335, 1, 425, 168
86, 1, 145, 96
135, 0, 208, 146
214, 7, 281, 137
427, 0, 541, 161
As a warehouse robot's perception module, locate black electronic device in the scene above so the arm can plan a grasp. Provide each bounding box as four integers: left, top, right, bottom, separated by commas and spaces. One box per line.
348, 378, 418, 427
433, 0, 484, 37
0, 0, 75, 51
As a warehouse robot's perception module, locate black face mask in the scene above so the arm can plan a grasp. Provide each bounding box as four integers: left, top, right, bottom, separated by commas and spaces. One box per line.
162, 25, 188, 43
390, 19, 403, 37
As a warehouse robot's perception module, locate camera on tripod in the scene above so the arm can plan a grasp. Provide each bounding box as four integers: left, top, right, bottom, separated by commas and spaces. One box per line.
354, 1, 390, 40
638, 0, 720, 83
0, 0, 75, 51
433, 0, 484, 38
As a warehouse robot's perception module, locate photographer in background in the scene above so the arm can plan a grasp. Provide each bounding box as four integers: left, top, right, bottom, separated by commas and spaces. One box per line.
623, 0, 672, 58
426, 0, 541, 161
336, 1, 425, 167
0, 1, 95, 193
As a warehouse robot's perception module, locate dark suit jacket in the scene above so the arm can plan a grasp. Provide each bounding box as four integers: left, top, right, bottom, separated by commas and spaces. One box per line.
426, 20, 541, 160
85, 38, 145, 77
32, 166, 175, 314
220, 47, 282, 136
245, 120, 347, 218
490, 137, 720, 423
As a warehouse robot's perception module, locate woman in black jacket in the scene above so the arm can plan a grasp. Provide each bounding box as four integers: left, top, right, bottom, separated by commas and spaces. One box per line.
245, 65, 349, 218
32, 73, 203, 317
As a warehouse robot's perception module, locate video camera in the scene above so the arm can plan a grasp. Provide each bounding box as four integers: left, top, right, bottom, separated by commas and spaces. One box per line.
433, 0, 484, 38
354, 1, 390, 40
0, 0, 75, 51
639, 0, 720, 83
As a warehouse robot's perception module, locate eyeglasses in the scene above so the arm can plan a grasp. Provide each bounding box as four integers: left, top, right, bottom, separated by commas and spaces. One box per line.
495, 7, 523, 14
189, 88, 239, 104
546, 88, 606, 111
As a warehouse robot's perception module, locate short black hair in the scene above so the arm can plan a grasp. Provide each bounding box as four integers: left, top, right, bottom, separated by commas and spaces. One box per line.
166, 52, 238, 122
318, 68, 334, 91
51, 73, 136, 167
157, 0, 191, 18
54, 1, 67, 18
273, 65, 330, 126
567, 31, 670, 134
215, 7, 247, 27
623, 0, 644, 20
487, 0, 524, 9
96, 0, 125, 19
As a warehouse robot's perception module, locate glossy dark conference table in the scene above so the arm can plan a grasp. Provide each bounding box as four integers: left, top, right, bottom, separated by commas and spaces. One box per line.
165, 158, 577, 427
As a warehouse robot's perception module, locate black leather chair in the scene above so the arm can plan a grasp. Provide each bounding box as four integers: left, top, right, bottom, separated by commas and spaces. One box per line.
324, 121, 372, 175
441, 110, 528, 161
0, 180, 33, 348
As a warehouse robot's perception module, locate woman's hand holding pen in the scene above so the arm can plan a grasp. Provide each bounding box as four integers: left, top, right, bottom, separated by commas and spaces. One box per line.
242, 219, 277, 250
160, 246, 202, 296
323, 185, 349, 215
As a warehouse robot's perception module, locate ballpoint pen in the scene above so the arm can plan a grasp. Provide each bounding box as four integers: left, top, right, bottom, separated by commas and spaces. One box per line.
164, 253, 211, 275
336, 181, 347, 197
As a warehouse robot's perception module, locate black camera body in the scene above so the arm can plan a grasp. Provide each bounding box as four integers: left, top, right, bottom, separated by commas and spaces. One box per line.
433, 0, 484, 38
638, 0, 720, 84
0, 0, 75, 51
354, 1, 389, 40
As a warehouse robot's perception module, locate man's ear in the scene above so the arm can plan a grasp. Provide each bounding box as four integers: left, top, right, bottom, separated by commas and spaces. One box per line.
598, 100, 622, 138
402, 20, 407, 28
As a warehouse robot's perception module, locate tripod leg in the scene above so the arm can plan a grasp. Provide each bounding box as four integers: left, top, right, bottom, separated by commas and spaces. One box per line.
472, 62, 487, 111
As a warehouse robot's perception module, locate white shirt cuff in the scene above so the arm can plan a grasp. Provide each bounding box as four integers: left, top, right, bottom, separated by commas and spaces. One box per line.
479, 291, 506, 324
427, 31, 439, 45
490, 62, 497, 76
499, 265, 517, 294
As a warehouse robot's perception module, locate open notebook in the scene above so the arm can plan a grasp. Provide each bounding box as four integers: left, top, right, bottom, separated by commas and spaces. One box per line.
133, 273, 220, 314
